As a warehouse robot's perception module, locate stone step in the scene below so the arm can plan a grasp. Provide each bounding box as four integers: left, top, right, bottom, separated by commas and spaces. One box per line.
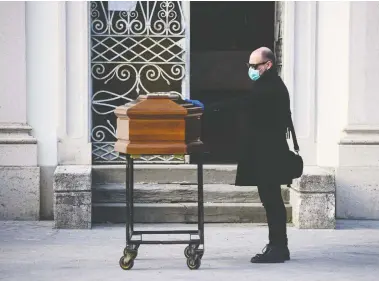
92, 202, 292, 223
92, 165, 237, 184
92, 183, 290, 204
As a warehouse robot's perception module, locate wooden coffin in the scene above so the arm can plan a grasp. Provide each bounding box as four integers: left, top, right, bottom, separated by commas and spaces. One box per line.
114, 93, 204, 155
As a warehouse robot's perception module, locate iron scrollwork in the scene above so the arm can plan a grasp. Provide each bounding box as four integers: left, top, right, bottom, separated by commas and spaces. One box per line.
90, 1, 186, 164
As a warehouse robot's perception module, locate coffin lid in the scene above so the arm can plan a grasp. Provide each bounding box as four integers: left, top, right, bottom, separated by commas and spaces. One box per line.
114, 92, 192, 118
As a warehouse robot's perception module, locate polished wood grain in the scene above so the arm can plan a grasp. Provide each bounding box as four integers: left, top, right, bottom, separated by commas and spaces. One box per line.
114, 94, 204, 155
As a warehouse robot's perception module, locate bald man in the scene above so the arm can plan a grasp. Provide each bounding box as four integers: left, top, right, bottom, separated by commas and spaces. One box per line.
198, 47, 295, 263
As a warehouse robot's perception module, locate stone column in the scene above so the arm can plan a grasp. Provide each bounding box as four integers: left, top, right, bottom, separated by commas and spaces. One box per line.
57, 1, 91, 165
284, 2, 338, 228
26, 1, 65, 220
337, 2, 379, 219
316, 1, 350, 167
0, 2, 40, 220
289, 1, 318, 165
53, 1, 92, 228
26, 1, 92, 227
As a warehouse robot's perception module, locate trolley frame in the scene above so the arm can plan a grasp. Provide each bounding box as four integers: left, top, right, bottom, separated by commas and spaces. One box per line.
119, 153, 205, 270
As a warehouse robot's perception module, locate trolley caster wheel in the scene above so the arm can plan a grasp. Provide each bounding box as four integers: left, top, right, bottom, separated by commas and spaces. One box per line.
184, 244, 200, 258
184, 245, 191, 258
123, 248, 138, 259
119, 256, 134, 270
187, 257, 201, 270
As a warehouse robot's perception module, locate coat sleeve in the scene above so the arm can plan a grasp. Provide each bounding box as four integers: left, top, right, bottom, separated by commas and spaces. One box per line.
206, 93, 253, 112
205, 80, 290, 131
206, 89, 275, 114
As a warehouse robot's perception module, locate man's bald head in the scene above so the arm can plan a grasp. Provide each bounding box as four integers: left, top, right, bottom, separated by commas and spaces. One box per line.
261, 47, 276, 66
249, 47, 276, 66
248, 47, 276, 77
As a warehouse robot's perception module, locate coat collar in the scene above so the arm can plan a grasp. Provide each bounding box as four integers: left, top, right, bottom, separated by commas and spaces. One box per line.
257, 67, 278, 83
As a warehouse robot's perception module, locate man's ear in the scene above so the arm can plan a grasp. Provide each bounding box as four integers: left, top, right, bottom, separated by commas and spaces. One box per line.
266, 61, 273, 70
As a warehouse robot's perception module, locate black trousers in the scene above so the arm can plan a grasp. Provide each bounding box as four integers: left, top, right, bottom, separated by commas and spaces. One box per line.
257, 184, 288, 247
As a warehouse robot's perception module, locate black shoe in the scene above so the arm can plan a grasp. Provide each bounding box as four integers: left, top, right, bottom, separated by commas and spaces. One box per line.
250, 245, 288, 263
252, 244, 290, 261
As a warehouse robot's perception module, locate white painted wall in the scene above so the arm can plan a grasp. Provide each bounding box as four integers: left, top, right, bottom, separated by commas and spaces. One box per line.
0, 2, 27, 124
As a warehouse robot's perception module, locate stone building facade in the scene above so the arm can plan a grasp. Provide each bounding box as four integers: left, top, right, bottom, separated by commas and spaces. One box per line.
0, 1, 378, 228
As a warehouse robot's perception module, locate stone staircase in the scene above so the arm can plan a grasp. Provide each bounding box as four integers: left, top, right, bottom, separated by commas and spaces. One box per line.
92, 165, 292, 223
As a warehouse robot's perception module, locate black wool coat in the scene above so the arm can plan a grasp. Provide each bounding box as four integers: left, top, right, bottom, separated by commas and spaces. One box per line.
206, 68, 293, 186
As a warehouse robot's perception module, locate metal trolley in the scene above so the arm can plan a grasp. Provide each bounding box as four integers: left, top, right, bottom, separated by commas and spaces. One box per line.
119, 153, 205, 270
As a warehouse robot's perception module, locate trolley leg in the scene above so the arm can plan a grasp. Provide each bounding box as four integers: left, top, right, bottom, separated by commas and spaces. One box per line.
130, 157, 134, 233
120, 155, 137, 271
185, 154, 204, 270
197, 154, 204, 246
126, 155, 131, 245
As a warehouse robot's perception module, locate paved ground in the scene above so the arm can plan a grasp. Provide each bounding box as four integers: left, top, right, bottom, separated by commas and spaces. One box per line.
0, 221, 379, 281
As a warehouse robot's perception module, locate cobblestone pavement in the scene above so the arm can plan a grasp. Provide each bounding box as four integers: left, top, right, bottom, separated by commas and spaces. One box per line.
0, 221, 379, 281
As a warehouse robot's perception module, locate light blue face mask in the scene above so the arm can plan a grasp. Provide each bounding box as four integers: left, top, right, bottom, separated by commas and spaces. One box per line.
248, 67, 260, 81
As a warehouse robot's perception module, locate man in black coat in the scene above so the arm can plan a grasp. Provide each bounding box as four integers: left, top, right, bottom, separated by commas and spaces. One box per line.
191, 47, 293, 263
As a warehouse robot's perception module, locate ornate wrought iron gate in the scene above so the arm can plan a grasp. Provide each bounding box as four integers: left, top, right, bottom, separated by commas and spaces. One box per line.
90, 1, 187, 164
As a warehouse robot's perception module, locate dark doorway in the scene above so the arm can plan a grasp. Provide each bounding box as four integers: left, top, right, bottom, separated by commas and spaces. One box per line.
190, 1, 275, 164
